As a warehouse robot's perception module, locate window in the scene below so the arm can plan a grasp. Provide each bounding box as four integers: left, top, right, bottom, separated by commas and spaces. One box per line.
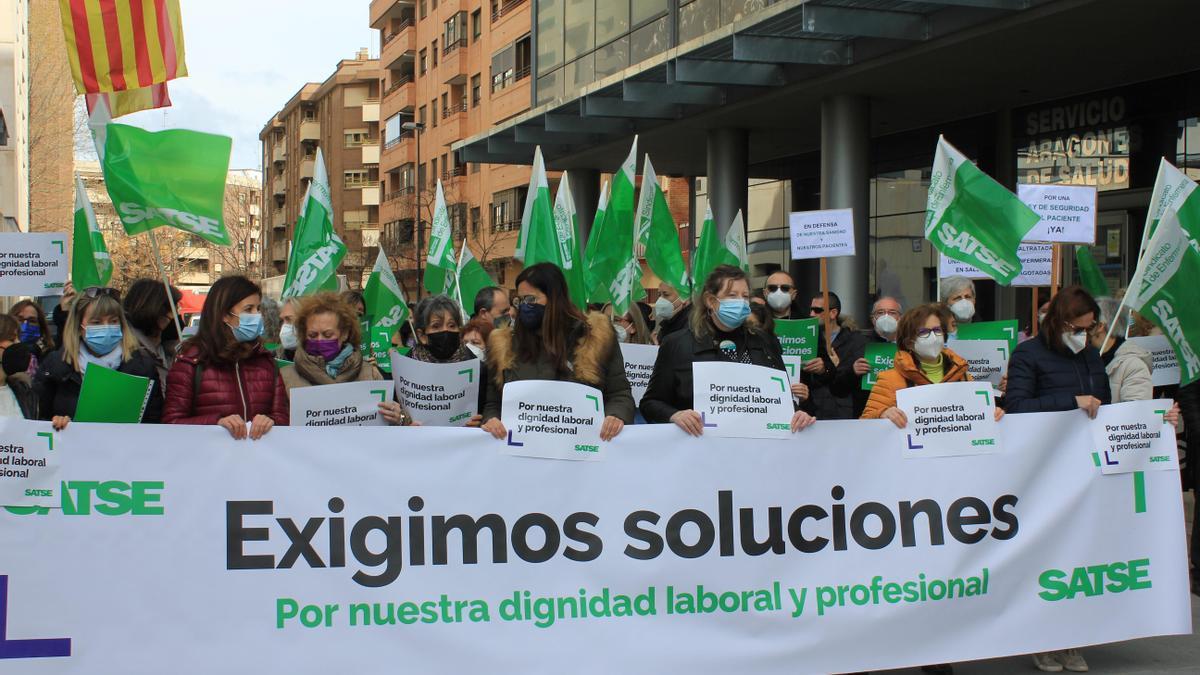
470, 207, 481, 235
431, 99, 438, 126
301, 106, 317, 121
444, 12, 467, 52
449, 203, 467, 240
432, 0, 437, 8
441, 93, 448, 117
344, 129, 369, 147
432, 39, 438, 66
491, 187, 527, 232
419, 0, 426, 19
418, 105, 427, 127
384, 113, 403, 147
344, 170, 369, 188
441, 153, 449, 177
471, 74, 481, 106
471, 9, 482, 40
419, 48, 427, 74
515, 36, 532, 80
490, 44, 515, 92
418, 163, 427, 190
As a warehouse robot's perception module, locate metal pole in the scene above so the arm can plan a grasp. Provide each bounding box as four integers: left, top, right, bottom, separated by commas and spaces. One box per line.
147, 229, 185, 341
414, 128, 423, 300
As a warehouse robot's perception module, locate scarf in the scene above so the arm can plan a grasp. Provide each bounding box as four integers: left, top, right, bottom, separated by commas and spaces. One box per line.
77, 344, 125, 373
407, 343, 474, 364
293, 343, 363, 385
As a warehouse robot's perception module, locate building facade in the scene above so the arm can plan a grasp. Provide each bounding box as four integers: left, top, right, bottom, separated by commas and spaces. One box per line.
0, 0, 31, 233
261, 50, 382, 287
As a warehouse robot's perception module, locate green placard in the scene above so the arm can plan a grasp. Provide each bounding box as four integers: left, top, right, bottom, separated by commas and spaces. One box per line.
953, 319, 1019, 354
73, 364, 152, 423
775, 318, 820, 360
861, 343, 898, 391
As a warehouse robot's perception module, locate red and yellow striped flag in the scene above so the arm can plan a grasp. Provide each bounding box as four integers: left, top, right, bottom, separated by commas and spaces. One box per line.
58, 0, 188, 95
85, 81, 171, 118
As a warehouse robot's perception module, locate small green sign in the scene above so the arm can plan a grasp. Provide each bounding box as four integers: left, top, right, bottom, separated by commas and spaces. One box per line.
775, 318, 820, 360
861, 343, 898, 391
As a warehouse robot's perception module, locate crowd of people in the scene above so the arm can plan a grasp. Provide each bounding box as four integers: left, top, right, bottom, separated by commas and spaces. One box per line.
0, 264, 1196, 673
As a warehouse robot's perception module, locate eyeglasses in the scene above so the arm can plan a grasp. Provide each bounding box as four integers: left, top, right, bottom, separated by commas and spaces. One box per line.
916, 327, 945, 338
517, 295, 542, 306
809, 307, 825, 314
82, 287, 121, 301
1067, 322, 1098, 336
766, 284, 793, 293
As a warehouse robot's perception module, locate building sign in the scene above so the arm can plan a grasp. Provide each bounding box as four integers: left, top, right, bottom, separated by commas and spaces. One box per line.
1018, 95, 1130, 191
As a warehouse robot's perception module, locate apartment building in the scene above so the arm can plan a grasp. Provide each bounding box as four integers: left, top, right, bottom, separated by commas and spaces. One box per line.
260, 50, 382, 287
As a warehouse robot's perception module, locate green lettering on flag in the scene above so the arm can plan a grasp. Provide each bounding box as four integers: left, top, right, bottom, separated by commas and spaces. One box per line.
363, 248, 409, 373
775, 318, 820, 360
424, 180, 456, 295
551, 171, 587, 308
282, 147, 345, 299
862, 342, 898, 391
1075, 245, 1109, 298
925, 136, 1038, 285
71, 173, 112, 289
635, 154, 690, 296
584, 138, 643, 314
692, 205, 748, 291
101, 122, 233, 246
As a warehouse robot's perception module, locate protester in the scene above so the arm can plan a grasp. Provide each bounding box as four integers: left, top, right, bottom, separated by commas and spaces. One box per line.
403, 295, 483, 426
807, 291, 864, 420
833, 296, 901, 418
481, 263, 633, 441
122, 278, 183, 390
0, 315, 36, 418
473, 285, 513, 327
604, 303, 652, 345
461, 318, 493, 361
640, 264, 815, 435
277, 298, 299, 361
762, 270, 802, 320
162, 275, 288, 439
1092, 297, 1152, 403
341, 290, 366, 317
35, 287, 163, 430
653, 282, 691, 342
11, 299, 54, 364
940, 275, 976, 335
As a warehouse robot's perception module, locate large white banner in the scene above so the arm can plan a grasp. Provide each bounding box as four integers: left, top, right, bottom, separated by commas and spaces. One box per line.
0, 412, 1190, 673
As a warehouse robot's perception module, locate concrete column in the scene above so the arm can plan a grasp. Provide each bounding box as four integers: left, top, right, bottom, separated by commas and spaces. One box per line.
706, 128, 749, 239
568, 168, 601, 247
820, 94, 870, 324
993, 108, 1018, 321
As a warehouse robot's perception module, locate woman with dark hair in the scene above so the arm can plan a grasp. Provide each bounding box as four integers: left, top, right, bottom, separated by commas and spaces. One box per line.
404, 294, 482, 426
35, 287, 163, 429
11, 299, 54, 365
640, 264, 815, 436
0, 315, 37, 419
603, 302, 652, 345
481, 263, 633, 441
162, 275, 288, 439
122, 278, 183, 389
341, 290, 366, 317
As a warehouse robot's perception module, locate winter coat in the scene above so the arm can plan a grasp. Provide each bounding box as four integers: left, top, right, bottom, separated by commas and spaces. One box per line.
831, 328, 893, 418
655, 304, 692, 342
162, 345, 289, 426
1003, 336, 1111, 413
640, 323, 800, 423
3, 372, 38, 419
1104, 338, 1153, 403
131, 327, 177, 392
483, 312, 634, 423
34, 347, 164, 422
280, 347, 384, 390
860, 349, 971, 419
807, 326, 864, 421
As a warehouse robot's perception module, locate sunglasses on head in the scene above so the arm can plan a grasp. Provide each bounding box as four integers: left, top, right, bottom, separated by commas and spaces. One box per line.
766, 284, 793, 293
82, 287, 121, 301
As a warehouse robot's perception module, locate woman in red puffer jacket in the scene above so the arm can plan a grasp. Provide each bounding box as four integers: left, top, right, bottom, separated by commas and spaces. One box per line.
163, 275, 288, 439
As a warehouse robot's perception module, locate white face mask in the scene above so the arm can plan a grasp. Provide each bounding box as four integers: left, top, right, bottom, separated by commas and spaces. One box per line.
873, 314, 898, 337
766, 290, 792, 312
613, 323, 629, 343
913, 333, 945, 361
1037, 312, 1047, 325
949, 298, 975, 322
654, 297, 676, 321
465, 343, 485, 361
1062, 331, 1088, 354
278, 323, 298, 350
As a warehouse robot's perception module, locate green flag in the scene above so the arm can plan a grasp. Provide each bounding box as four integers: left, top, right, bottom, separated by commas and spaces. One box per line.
584, 137, 641, 312
453, 243, 497, 319
1125, 164, 1200, 386
101, 122, 233, 246
1074, 245, 1109, 298
514, 145, 554, 263
635, 154, 690, 295
424, 180, 456, 295
925, 135, 1039, 285
363, 248, 409, 372
282, 147, 345, 299
71, 173, 112, 289
692, 205, 748, 290
552, 172, 587, 308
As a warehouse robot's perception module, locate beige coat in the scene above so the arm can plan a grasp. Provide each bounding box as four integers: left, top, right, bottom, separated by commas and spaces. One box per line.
1106, 339, 1153, 403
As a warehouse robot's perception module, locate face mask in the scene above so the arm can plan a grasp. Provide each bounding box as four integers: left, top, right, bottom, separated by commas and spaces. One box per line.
949, 299, 975, 322
613, 323, 629, 343
19, 321, 40, 344
874, 314, 899, 337
231, 313, 263, 343
913, 333, 945, 361
425, 330, 461, 360
1037, 312, 1047, 325
653, 297, 676, 321
715, 299, 751, 330
1062, 331, 1088, 354
465, 343, 485, 362
278, 323, 298, 350
83, 324, 123, 356
306, 338, 342, 361
766, 290, 792, 312
518, 302, 545, 330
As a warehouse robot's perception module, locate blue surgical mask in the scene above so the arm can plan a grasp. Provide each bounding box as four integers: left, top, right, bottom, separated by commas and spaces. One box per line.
517, 302, 545, 330
232, 313, 263, 342
19, 321, 41, 344
715, 299, 751, 329
84, 324, 123, 356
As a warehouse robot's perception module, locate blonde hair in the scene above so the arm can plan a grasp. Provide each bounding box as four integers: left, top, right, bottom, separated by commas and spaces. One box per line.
63, 293, 140, 370
295, 292, 361, 347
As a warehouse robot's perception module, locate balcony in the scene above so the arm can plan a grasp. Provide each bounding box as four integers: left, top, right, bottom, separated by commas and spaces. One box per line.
370, 0, 415, 29
382, 74, 415, 117
361, 227, 382, 248
300, 156, 315, 180
440, 101, 468, 138
271, 240, 288, 262
299, 120, 320, 142
491, 0, 526, 23
271, 210, 286, 230
382, 19, 415, 71
271, 138, 286, 164
272, 174, 285, 197
441, 38, 468, 85
361, 100, 380, 123
361, 186, 381, 206
361, 143, 380, 165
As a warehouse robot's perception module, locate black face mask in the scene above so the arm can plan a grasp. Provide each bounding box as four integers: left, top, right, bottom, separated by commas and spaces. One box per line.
425, 330, 461, 360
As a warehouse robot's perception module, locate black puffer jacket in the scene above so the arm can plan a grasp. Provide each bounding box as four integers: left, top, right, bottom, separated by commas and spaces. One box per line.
35, 348, 164, 422
1003, 335, 1111, 413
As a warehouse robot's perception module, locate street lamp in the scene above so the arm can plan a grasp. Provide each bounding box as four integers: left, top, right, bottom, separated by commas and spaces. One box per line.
401, 121, 426, 298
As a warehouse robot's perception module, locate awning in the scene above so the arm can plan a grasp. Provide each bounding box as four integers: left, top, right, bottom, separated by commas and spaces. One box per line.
177, 289, 206, 315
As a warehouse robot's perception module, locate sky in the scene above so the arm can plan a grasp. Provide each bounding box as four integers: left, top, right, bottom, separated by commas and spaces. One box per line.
97, 0, 379, 170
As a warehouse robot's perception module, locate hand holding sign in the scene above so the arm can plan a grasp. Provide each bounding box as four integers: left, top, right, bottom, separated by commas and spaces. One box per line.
500, 380, 606, 461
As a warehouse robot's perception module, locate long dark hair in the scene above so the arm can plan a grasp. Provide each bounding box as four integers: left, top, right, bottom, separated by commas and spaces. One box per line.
1041, 285, 1100, 355
514, 263, 586, 374
186, 275, 262, 365
123, 278, 181, 338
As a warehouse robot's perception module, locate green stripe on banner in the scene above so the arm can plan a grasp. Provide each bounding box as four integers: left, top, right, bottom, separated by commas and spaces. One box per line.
1091, 452, 1101, 467
1134, 471, 1146, 514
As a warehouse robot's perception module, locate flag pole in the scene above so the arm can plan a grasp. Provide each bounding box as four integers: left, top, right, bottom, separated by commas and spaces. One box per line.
1031, 287, 1039, 337
147, 229, 185, 342
820, 257, 836, 365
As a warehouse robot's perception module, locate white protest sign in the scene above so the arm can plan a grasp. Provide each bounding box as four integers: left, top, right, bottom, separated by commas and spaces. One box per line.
1017, 184, 1097, 244
895, 381, 1000, 458
693, 362, 793, 440
288, 380, 394, 427
619, 343, 658, 408
1128, 335, 1181, 387
1090, 399, 1178, 475
939, 243, 1052, 286
501, 380, 604, 461
0, 418, 59, 508
391, 354, 481, 426
788, 208, 855, 260
946, 339, 1009, 388
781, 354, 805, 387
0, 232, 68, 296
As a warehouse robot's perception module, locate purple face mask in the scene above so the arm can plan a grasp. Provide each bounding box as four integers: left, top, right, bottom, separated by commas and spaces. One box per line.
305, 338, 342, 361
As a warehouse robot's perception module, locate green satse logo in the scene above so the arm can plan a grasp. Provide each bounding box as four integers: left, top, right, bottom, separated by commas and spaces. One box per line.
574, 445, 599, 453
1037, 558, 1151, 601
5, 480, 164, 516
766, 423, 790, 431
